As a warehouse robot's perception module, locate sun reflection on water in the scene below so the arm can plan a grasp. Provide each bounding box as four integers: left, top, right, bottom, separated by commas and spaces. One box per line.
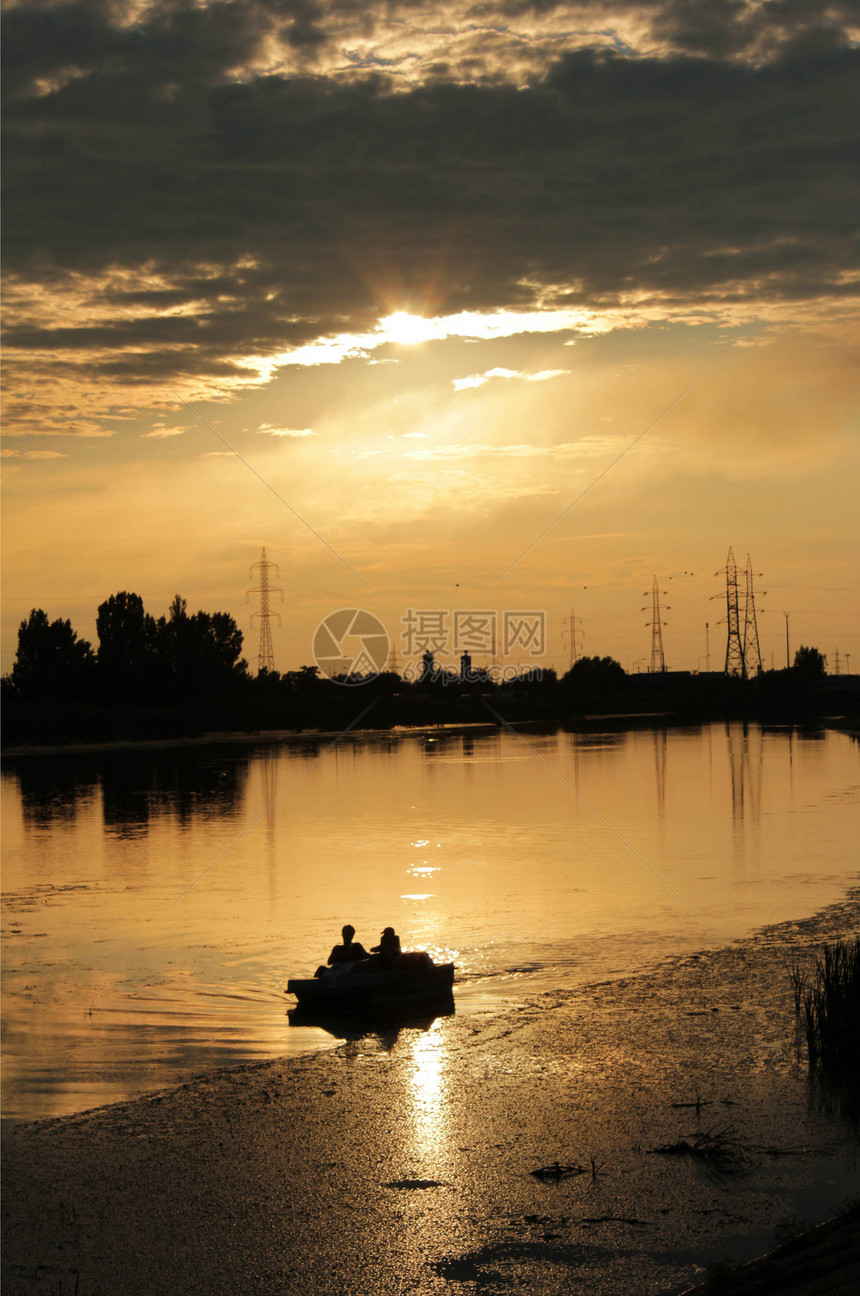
407, 1020, 449, 1164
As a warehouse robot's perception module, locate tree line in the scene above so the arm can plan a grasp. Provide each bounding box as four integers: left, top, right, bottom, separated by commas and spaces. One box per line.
2, 591, 841, 750
5, 591, 832, 708
7, 592, 247, 705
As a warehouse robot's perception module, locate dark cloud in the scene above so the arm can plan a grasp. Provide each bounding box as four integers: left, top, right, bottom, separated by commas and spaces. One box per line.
2, 0, 858, 423
471, 0, 860, 58
3, 0, 329, 98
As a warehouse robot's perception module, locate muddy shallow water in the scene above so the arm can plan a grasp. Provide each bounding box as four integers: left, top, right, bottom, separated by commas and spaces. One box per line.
4, 722, 859, 1126
3, 889, 858, 1296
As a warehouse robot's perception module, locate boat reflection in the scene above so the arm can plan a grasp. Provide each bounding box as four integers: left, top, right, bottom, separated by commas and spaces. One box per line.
287, 993, 454, 1043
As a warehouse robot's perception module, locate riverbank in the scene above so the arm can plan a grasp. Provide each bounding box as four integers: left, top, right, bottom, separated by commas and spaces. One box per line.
3, 890, 858, 1296
0, 720, 501, 759
2, 709, 853, 761
1, 713, 684, 760
4, 667, 857, 753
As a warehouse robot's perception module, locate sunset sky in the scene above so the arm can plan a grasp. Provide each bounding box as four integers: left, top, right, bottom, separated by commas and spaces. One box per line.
3, 0, 858, 677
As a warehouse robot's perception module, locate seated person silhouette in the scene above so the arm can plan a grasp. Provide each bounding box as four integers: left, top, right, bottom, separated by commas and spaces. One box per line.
327, 924, 369, 966
371, 926, 402, 970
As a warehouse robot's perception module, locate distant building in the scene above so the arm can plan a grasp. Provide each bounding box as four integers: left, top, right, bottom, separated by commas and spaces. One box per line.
459, 651, 472, 682
420, 650, 435, 683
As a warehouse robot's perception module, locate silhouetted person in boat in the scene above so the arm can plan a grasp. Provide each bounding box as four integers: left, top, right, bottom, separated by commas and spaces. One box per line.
327, 924, 369, 966
372, 926, 401, 970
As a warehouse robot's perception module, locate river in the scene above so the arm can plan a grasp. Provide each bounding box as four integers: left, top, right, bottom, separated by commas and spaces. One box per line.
2, 720, 858, 1124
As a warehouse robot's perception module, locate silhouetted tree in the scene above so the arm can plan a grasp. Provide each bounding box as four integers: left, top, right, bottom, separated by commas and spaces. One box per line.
191, 610, 246, 690
561, 655, 626, 692
156, 595, 246, 698
517, 666, 556, 694
154, 596, 191, 697
96, 591, 159, 702
359, 670, 402, 696
282, 665, 324, 694
793, 645, 827, 679
11, 609, 96, 700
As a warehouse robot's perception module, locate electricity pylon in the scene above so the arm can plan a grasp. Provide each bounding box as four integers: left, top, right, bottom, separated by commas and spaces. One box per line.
246, 547, 284, 674
742, 554, 764, 677
642, 576, 668, 673
562, 608, 583, 668
715, 547, 745, 677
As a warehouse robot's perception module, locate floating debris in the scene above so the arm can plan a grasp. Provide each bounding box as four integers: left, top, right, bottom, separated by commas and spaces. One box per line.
576, 1215, 652, 1227
530, 1161, 586, 1181
670, 1094, 713, 1112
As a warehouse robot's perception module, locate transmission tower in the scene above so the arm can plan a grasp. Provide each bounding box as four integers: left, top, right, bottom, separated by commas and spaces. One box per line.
643, 576, 668, 673
246, 547, 284, 674
562, 608, 583, 668
742, 554, 764, 677
715, 547, 745, 677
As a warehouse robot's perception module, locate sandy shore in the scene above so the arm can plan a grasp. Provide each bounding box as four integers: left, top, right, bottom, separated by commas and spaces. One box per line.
3, 892, 858, 1296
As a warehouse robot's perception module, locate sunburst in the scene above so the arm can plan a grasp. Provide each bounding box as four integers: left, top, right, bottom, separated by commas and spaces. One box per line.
379, 311, 441, 346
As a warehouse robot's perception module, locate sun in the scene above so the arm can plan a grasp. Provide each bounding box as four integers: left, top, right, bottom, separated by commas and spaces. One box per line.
379, 311, 441, 346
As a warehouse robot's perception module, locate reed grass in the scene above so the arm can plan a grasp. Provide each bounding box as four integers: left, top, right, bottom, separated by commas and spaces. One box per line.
647, 1125, 750, 1172
789, 937, 860, 1083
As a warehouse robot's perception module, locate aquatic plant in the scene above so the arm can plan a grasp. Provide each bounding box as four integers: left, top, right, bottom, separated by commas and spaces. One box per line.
647, 1125, 750, 1172
790, 937, 860, 1084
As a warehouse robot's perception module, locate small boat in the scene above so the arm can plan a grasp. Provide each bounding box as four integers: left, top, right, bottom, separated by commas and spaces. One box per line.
286, 952, 455, 1014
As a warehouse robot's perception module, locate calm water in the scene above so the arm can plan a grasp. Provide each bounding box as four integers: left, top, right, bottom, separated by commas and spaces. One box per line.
2, 721, 858, 1123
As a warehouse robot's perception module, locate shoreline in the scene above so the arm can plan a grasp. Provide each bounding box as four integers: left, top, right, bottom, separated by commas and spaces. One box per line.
1, 711, 849, 760
1, 720, 503, 759
4, 889, 858, 1295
